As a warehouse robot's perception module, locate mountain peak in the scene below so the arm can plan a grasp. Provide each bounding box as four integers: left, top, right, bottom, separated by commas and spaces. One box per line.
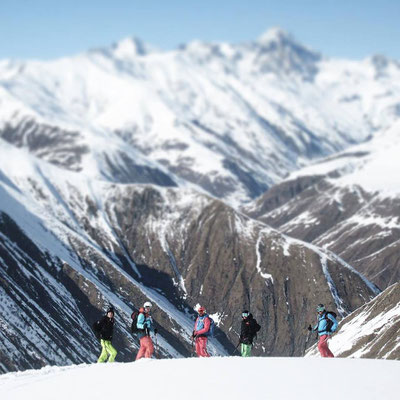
253, 27, 320, 80
258, 27, 294, 44
111, 36, 154, 58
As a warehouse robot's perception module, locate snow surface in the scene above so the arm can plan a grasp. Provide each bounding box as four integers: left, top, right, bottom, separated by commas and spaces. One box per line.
0, 357, 399, 400
288, 120, 400, 197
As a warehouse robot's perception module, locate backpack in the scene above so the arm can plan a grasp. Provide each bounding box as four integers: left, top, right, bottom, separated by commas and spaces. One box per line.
324, 311, 337, 332
131, 310, 142, 333
92, 320, 101, 340
205, 316, 215, 337
252, 319, 261, 334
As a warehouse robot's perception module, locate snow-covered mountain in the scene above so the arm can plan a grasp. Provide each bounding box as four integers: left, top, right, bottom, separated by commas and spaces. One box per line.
306, 283, 400, 359
1, 28, 399, 373
1, 357, 399, 400
244, 121, 400, 290
1, 28, 400, 204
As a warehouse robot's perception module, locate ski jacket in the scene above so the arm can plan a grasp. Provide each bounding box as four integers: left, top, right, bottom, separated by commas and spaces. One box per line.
194, 314, 211, 337
96, 316, 115, 341
240, 314, 259, 345
313, 312, 338, 336
136, 312, 154, 339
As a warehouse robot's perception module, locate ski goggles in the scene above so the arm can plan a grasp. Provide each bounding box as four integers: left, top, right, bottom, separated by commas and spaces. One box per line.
242, 312, 249, 318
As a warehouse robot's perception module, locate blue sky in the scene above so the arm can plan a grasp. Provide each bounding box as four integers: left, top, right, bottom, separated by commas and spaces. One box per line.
1, 0, 399, 60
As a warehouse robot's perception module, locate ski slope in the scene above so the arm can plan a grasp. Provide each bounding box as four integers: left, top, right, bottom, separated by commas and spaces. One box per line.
0, 357, 398, 400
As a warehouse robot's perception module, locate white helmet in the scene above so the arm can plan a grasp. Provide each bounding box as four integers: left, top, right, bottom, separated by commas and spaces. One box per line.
143, 301, 152, 308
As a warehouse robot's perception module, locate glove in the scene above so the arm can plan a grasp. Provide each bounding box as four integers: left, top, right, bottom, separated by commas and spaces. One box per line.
307, 325, 312, 331
154, 328, 158, 334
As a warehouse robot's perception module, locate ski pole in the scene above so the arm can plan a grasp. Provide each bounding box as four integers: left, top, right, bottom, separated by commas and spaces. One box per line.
305, 329, 312, 347
232, 341, 240, 356
191, 336, 196, 357
154, 333, 158, 358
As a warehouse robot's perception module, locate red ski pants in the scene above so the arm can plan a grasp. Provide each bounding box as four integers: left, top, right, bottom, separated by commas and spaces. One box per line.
136, 336, 154, 360
195, 336, 210, 357
318, 335, 334, 358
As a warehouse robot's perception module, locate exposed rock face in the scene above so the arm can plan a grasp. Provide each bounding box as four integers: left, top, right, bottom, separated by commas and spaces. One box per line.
0, 118, 89, 171
244, 123, 400, 292
0, 153, 379, 372
306, 283, 400, 360
244, 176, 400, 291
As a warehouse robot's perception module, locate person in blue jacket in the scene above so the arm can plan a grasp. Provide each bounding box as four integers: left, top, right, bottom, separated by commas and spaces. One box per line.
136, 301, 157, 360
308, 304, 338, 357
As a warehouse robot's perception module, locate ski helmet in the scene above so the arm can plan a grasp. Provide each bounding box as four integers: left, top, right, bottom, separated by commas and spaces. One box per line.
106, 306, 115, 314
144, 301, 152, 308
198, 306, 205, 313
316, 304, 325, 312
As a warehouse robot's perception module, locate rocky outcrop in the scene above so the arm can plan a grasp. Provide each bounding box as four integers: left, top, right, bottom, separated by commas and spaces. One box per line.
244, 176, 400, 291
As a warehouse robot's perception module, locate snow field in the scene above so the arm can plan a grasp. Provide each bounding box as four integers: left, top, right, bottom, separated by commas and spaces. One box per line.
0, 357, 399, 400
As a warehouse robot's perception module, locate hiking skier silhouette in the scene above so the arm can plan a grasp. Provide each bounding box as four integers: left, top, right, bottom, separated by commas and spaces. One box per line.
191, 306, 213, 357
135, 301, 157, 360
308, 303, 338, 357
239, 310, 261, 356
93, 306, 117, 363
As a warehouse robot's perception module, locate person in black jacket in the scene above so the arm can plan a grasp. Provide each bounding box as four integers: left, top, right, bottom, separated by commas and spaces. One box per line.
93, 307, 117, 363
239, 310, 261, 357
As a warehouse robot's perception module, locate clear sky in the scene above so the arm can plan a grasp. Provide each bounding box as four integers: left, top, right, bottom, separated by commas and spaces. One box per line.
1, 0, 399, 60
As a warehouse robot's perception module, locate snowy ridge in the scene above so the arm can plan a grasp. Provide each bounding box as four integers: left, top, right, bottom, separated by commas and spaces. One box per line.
289, 120, 400, 196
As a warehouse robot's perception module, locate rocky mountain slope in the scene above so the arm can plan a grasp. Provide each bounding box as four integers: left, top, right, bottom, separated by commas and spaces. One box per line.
244, 121, 400, 290
306, 283, 400, 359
0, 139, 379, 372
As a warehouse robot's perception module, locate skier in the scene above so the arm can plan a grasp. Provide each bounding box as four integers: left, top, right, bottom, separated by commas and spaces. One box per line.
308, 304, 338, 358
136, 301, 157, 360
93, 306, 117, 363
239, 310, 261, 357
191, 306, 211, 357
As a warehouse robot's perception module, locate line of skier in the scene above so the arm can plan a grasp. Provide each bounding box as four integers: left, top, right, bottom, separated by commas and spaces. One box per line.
92, 302, 338, 362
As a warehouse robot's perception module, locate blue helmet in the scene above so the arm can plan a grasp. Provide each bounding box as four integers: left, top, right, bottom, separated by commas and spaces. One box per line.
316, 304, 325, 312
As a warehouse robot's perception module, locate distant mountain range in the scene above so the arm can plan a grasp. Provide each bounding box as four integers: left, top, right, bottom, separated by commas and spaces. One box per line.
0, 28, 399, 372
1, 28, 399, 204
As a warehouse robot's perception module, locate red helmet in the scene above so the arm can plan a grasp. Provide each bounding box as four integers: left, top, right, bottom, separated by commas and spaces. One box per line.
198, 306, 205, 313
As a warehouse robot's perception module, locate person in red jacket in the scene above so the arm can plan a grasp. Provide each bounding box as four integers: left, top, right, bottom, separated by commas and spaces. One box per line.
191, 306, 211, 357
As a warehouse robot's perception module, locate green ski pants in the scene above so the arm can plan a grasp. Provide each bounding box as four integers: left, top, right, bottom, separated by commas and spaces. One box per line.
97, 339, 117, 363
241, 343, 252, 357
